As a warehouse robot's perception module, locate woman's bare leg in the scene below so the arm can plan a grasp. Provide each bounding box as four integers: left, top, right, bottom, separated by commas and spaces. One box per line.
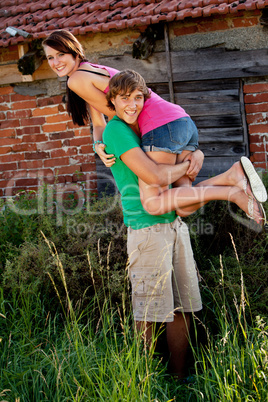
139, 180, 262, 223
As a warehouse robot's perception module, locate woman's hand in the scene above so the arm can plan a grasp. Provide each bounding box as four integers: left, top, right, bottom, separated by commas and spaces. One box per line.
95, 142, 116, 167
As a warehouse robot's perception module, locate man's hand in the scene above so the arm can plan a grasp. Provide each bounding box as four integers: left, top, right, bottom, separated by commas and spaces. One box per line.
95, 143, 116, 167
183, 150, 204, 181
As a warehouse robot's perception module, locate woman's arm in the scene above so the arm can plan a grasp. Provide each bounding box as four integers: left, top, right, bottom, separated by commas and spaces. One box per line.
89, 105, 116, 166
68, 70, 114, 118
68, 71, 116, 166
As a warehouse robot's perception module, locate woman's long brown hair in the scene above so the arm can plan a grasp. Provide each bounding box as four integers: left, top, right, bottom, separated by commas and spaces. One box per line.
43, 29, 90, 126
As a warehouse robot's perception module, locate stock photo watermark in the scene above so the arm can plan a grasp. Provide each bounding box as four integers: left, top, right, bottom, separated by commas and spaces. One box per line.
1, 170, 265, 234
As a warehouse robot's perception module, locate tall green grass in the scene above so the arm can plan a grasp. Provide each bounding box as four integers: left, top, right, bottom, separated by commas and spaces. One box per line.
0, 233, 267, 401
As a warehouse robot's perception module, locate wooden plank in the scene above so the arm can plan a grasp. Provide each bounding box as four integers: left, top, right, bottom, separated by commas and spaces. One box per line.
171, 48, 268, 82
149, 79, 240, 94
198, 127, 244, 143
175, 89, 239, 104
183, 102, 241, 117
0, 63, 22, 84
193, 114, 242, 127
197, 156, 242, 179
173, 79, 240, 92
199, 143, 246, 157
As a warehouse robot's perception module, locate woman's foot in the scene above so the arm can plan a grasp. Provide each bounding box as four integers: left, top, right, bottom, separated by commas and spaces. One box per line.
228, 158, 267, 202
230, 187, 263, 225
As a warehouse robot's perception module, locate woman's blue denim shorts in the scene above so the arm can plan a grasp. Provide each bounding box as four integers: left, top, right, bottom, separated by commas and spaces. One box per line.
141, 117, 199, 154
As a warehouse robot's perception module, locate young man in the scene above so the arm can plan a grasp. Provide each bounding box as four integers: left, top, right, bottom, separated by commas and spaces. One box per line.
103, 70, 204, 379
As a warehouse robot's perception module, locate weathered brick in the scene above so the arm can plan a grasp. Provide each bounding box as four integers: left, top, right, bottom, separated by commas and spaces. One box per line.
50, 148, 77, 158
0, 94, 10, 103
25, 151, 50, 160
11, 93, 34, 102
12, 143, 37, 152
248, 124, 268, 134
21, 134, 48, 143
248, 134, 266, 143
0, 119, 20, 129
37, 95, 64, 107
81, 163, 96, 172
42, 123, 67, 133
15, 178, 39, 187
0, 104, 10, 112
32, 106, 59, 116
80, 145, 93, 154
244, 82, 268, 94
17, 126, 41, 135
18, 160, 43, 169
0, 138, 21, 146
0, 162, 17, 171
251, 152, 267, 162
246, 112, 267, 124
245, 103, 268, 114
46, 113, 71, 123
20, 117, 46, 126
0, 86, 14, 95
0, 146, 12, 155
12, 100, 37, 110
244, 93, 268, 104
0, 128, 16, 138
249, 142, 265, 153
49, 131, 74, 140
36, 141, 62, 151
74, 127, 91, 137
75, 154, 95, 164
0, 153, 24, 163
232, 17, 259, 28
7, 109, 32, 119
69, 137, 92, 147
57, 165, 81, 175
44, 157, 69, 168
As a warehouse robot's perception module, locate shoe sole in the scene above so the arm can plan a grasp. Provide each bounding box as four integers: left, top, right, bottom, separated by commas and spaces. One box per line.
240, 156, 267, 203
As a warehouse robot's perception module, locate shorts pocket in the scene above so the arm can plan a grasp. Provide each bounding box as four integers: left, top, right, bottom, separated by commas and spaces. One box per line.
130, 268, 164, 296
168, 118, 191, 146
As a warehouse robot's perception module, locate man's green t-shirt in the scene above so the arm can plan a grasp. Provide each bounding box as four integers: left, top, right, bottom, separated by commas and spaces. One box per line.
103, 116, 176, 229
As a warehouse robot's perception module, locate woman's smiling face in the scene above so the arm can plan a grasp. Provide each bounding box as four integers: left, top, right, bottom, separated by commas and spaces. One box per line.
44, 45, 79, 77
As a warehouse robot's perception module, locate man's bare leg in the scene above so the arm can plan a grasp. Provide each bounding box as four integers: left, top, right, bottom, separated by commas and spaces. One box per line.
166, 312, 191, 379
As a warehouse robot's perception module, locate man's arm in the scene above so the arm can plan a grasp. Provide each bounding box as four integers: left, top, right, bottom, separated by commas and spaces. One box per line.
184, 150, 204, 181
121, 147, 191, 186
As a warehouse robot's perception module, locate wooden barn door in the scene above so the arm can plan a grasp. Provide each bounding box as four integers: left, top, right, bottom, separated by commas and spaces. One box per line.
148, 77, 248, 182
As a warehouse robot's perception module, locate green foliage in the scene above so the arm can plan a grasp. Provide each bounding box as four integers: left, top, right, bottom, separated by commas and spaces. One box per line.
184, 171, 268, 322
0, 251, 267, 401
0, 191, 128, 313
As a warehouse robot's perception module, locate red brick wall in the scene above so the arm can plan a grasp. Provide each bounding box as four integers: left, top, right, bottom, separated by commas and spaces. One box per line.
0, 85, 97, 199
243, 81, 268, 170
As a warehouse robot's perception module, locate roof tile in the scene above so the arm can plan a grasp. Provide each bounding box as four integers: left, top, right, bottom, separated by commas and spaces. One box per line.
0, 0, 266, 47
176, 8, 194, 20
191, 7, 203, 17
154, 0, 179, 14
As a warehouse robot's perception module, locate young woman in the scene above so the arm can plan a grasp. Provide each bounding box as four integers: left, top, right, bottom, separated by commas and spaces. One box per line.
105, 69, 267, 228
